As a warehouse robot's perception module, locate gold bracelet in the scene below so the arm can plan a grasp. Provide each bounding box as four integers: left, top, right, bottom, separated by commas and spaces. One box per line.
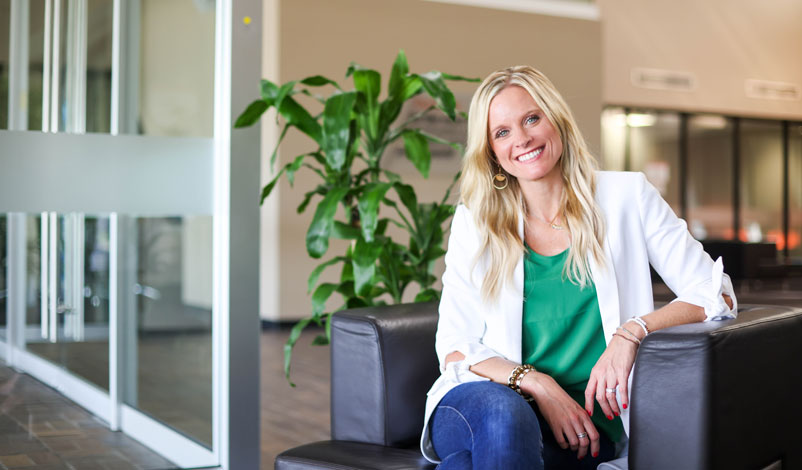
507, 364, 536, 401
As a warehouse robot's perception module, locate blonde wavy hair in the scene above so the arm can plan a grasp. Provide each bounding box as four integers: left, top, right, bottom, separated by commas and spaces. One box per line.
460, 65, 606, 302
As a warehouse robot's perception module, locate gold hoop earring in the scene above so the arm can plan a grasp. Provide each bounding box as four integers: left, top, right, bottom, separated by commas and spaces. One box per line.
492, 165, 508, 190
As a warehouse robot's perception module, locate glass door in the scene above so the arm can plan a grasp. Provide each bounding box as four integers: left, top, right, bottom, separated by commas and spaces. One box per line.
24, 213, 111, 392
0, 0, 262, 468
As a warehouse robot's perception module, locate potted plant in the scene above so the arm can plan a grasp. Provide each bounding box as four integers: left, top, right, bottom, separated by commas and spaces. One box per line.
235, 51, 476, 384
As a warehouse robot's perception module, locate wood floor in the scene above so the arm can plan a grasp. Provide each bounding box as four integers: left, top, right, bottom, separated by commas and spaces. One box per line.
260, 328, 330, 469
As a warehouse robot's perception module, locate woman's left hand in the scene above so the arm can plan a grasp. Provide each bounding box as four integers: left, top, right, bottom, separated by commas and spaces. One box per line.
583, 334, 639, 419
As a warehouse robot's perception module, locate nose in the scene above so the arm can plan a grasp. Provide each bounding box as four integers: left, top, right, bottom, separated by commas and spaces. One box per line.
514, 128, 533, 149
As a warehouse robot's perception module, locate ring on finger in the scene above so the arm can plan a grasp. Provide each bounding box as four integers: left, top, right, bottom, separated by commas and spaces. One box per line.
577, 432, 588, 439
605, 387, 616, 394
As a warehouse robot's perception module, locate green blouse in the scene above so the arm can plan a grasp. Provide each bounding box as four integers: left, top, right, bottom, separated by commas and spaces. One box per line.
522, 246, 624, 442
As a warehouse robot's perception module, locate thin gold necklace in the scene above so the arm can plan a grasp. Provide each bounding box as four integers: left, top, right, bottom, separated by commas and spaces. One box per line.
530, 211, 564, 230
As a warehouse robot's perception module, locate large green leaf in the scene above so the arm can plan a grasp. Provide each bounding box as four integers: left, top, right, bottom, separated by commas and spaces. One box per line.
352, 239, 383, 296
418, 71, 456, 120
260, 153, 315, 203
388, 51, 409, 100
269, 124, 291, 167
353, 69, 381, 102
262, 78, 323, 145
331, 221, 360, 239
441, 72, 481, 83
301, 75, 341, 88
274, 81, 297, 112
324, 312, 333, 343
335, 280, 355, 298
234, 100, 268, 128
441, 170, 461, 205
357, 183, 392, 242
285, 153, 312, 186
307, 256, 347, 293
353, 69, 381, 140
260, 79, 280, 101
260, 173, 282, 204
322, 91, 357, 171
311, 334, 329, 346
306, 187, 349, 258
379, 69, 422, 137
311, 282, 338, 316
402, 130, 431, 178
297, 185, 326, 214
402, 75, 423, 100
393, 182, 419, 220
417, 129, 463, 151
377, 239, 404, 302
278, 95, 323, 145
414, 288, 440, 302
283, 317, 312, 386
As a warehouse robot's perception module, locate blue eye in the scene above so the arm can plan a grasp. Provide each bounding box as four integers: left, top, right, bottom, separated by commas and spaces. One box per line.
525, 115, 540, 125
495, 129, 508, 139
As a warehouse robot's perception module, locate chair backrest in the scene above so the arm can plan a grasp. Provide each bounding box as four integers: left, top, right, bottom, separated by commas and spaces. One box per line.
330, 302, 440, 448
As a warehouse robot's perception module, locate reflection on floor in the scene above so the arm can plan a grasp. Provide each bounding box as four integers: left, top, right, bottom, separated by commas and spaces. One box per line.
0, 363, 176, 470
26, 333, 212, 448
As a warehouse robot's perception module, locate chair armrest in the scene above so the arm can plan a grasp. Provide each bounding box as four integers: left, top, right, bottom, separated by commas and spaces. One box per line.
330, 302, 440, 448
630, 304, 802, 470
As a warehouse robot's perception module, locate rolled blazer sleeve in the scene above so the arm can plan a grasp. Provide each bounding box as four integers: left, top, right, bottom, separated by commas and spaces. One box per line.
635, 173, 738, 320
435, 205, 503, 371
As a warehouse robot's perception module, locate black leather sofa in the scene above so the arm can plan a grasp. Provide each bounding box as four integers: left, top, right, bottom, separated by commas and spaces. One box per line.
275, 302, 802, 470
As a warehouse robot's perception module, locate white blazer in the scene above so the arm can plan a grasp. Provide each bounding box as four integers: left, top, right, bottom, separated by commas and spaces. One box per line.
420, 171, 738, 463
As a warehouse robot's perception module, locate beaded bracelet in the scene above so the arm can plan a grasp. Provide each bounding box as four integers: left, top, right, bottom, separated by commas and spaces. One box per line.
627, 317, 650, 336
615, 326, 642, 345
613, 332, 640, 347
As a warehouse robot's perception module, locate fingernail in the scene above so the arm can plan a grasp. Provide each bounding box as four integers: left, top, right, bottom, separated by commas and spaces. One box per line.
614, 411, 619, 417
593, 452, 599, 458
623, 403, 628, 409
587, 409, 592, 416
607, 415, 612, 420
578, 455, 584, 460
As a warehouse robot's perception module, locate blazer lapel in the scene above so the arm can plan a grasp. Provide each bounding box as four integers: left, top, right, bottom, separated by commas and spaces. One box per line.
502, 212, 526, 363
590, 234, 621, 345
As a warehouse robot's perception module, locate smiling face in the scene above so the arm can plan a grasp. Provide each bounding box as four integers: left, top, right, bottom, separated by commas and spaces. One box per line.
487, 85, 564, 186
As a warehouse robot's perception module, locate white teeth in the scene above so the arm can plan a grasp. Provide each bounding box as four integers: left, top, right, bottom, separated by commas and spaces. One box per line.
517, 147, 543, 162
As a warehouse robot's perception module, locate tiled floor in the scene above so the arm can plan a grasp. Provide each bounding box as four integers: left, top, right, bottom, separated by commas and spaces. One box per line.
0, 364, 176, 470
0, 327, 331, 470
26, 333, 213, 448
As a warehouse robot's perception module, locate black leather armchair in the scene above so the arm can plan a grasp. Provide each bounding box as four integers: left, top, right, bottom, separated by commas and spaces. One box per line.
275, 302, 802, 470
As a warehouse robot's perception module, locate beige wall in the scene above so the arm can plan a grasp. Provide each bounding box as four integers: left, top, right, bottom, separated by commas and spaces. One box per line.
600, 0, 802, 120
140, 0, 215, 137
260, 0, 602, 320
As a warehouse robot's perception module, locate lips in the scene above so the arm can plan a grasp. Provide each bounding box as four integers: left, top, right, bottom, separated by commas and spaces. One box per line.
516, 146, 544, 162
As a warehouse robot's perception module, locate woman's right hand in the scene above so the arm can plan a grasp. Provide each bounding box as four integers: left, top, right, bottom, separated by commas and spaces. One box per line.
522, 371, 601, 460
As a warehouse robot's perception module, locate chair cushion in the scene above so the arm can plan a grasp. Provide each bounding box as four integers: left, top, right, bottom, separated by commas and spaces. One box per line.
274, 441, 436, 470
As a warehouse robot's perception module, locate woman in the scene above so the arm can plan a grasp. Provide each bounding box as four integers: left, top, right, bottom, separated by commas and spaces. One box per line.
419, 66, 737, 469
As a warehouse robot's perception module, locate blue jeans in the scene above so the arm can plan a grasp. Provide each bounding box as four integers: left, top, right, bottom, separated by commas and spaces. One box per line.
430, 381, 616, 470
